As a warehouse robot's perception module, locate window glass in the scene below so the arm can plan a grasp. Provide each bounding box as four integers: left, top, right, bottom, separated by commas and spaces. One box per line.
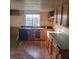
25, 14, 40, 26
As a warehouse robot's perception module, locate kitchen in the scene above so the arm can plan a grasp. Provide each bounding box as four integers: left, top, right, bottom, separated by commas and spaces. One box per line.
10, 0, 69, 59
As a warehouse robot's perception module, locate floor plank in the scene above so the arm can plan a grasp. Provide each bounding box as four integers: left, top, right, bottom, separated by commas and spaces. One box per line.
11, 41, 51, 59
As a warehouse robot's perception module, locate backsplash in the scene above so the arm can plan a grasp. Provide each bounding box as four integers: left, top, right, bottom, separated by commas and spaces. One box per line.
53, 24, 69, 34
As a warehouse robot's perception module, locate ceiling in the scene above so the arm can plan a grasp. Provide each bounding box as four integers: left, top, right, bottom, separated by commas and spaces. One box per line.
10, 0, 68, 12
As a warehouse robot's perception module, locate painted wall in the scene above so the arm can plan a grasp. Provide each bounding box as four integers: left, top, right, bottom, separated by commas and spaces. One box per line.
10, 15, 25, 27
10, 11, 54, 27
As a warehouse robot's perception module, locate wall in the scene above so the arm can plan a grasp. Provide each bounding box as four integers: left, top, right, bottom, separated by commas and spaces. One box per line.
10, 15, 25, 38
40, 12, 54, 26
10, 15, 25, 27
53, 24, 69, 34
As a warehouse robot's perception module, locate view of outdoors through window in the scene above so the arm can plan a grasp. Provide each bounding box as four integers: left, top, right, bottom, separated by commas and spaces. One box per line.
25, 14, 40, 26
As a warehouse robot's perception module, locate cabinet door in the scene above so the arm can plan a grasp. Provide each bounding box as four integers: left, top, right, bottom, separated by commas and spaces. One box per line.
40, 29, 47, 40
31, 29, 40, 40
62, 4, 69, 26
34, 30, 40, 39
28, 29, 31, 40
30, 29, 35, 40
56, 54, 61, 59
46, 37, 52, 54
57, 6, 62, 25
54, 9, 57, 24
19, 29, 28, 41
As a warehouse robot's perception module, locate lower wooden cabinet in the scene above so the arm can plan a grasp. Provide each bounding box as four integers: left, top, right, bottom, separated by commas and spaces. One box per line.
46, 37, 52, 54
40, 29, 47, 40
46, 37, 61, 59
19, 29, 47, 41
30, 29, 40, 40
56, 53, 61, 59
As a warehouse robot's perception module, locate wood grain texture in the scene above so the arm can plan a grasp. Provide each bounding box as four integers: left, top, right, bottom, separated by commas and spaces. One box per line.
10, 9, 24, 15
57, 6, 62, 25
62, 4, 69, 26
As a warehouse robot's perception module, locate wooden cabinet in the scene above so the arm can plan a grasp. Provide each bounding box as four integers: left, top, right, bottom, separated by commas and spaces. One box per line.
56, 53, 61, 59
48, 11, 54, 18
19, 29, 29, 41
28, 30, 32, 40
46, 37, 52, 54
10, 9, 24, 15
57, 6, 62, 25
55, 4, 69, 28
40, 29, 47, 40
19, 29, 47, 41
52, 41, 60, 59
54, 9, 57, 24
46, 36, 60, 58
30, 29, 47, 41
62, 4, 69, 27
30, 29, 35, 40
30, 29, 40, 40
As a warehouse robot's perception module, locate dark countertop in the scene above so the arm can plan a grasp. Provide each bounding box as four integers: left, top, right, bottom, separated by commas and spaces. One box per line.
19, 26, 45, 29
49, 32, 69, 50
19, 26, 54, 30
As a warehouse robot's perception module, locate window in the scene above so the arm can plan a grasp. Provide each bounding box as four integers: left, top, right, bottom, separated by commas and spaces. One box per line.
25, 14, 40, 26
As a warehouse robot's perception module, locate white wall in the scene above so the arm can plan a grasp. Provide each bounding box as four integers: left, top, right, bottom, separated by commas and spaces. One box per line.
10, 16, 25, 27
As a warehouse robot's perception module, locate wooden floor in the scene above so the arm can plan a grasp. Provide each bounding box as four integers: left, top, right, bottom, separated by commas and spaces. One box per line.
10, 29, 55, 59
11, 41, 52, 59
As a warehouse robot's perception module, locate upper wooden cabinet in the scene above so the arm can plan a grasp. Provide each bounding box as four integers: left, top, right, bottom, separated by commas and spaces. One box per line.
62, 4, 69, 27
48, 11, 54, 17
10, 9, 24, 15
57, 6, 62, 25
54, 3, 69, 28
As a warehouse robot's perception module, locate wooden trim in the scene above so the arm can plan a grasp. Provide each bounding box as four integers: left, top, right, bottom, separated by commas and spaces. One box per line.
10, 9, 24, 15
